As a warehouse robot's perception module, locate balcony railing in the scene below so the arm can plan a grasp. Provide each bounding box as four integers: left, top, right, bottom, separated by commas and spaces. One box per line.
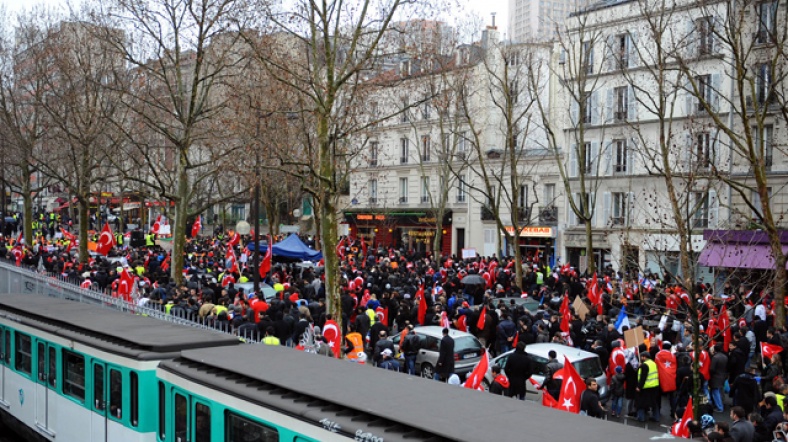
516, 207, 531, 222
481, 205, 495, 220
538, 205, 558, 226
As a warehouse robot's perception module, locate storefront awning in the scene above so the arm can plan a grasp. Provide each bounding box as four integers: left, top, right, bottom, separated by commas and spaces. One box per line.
698, 242, 788, 269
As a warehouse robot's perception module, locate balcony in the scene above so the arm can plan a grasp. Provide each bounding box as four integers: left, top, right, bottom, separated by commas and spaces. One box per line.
369, 197, 378, 205
420, 196, 429, 203
399, 196, 408, 204
481, 205, 495, 221
400, 157, 408, 164
516, 207, 531, 222
538, 206, 558, 226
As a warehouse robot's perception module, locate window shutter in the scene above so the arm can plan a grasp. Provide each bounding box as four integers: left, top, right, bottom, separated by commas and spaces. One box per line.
591, 91, 600, 126
628, 32, 638, 67
569, 193, 578, 226
603, 192, 611, 227
683, 132, 693, 172
711, 73, 721, 112
605, 142, 613, 176
606, 88, 614, 123
591, 142, 600, 176
684, 77, 694, 117
627, 85, 637, 121
709, 190, 718, 227
569, 145, 578, 178
627, 192, 635, 226
628, 137, 636, 175
571, 100, 579, 126
591, 192, 597, 227
686, 19, 697, 58
605, 35, 616, 71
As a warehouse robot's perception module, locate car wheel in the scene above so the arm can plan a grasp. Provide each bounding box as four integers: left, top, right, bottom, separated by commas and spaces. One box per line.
421, 363, 434, 379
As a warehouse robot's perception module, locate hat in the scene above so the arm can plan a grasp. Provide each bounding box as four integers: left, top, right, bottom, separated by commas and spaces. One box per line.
764, 391, 777, 400
356, 352, 367, 363
615, 366, 623, 374
462, 301, 469, 308
700, 414, 715, 430
81, 272, 91, 278
381, 348, 393, 357
313, 326, 322, 336
448, 374, 461, 386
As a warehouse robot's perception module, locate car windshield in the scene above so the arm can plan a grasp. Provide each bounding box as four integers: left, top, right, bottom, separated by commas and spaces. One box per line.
574, 357, 604, 378
455, 336, 482, 352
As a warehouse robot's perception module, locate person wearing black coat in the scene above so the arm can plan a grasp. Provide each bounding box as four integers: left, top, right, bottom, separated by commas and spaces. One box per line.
730, 369, 762, 415
435, 328, 455, 381
505, 342, 534, 400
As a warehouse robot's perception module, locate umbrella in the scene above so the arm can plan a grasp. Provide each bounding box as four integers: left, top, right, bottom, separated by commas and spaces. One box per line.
461, 274, 486, 285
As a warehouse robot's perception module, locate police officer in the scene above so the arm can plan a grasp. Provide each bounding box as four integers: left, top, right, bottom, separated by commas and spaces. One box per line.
636, 351, 661, 422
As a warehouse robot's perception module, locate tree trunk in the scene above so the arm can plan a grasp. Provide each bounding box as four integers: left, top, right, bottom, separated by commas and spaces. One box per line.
318, 113, 341, 340
770, 242, 787, 328
512, 232, 523, 291
584, 215, 595, 275
170, 164, 189, 285
78, 199, 89, 264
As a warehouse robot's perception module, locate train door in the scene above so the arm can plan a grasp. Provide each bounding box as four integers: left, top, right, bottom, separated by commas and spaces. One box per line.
171, 388, 212, 442
0, 327, 8, 408
90, 362, 108, 442
34, 341, 56, 437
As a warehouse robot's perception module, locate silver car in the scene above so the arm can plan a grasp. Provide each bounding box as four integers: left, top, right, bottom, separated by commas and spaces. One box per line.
483, 343, 608, 399
391, 326, 484, 380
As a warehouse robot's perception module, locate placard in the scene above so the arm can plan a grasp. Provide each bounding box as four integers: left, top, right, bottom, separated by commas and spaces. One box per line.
461, 248, 477, 260
624, 325, 645, 349
572, 296, 591, 320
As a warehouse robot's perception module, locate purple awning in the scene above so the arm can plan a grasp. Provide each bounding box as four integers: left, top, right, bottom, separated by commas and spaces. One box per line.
698, 242, 788, 269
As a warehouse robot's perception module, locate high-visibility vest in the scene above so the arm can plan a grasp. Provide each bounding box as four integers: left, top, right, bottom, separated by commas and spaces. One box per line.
214, 305, 228, 317
262, 336, 280, 346
146, 234, 155, 246
345, 332, 365, 360
536, 272, 544, 285
643, 359, 659, 389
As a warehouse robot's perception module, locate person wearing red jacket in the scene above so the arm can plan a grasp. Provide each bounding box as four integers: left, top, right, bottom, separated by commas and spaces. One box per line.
489, 364, 510, 396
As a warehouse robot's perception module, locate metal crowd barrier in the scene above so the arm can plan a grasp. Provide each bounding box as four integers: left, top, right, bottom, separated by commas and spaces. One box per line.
0, 259, 260, 342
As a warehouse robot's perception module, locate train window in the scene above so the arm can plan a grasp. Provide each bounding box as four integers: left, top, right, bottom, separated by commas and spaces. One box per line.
2, 329, 9, 364
37, 342, 45, 381
225, 411, 279, 442
195, 402, 211, 442
158, 382, 166, 440
130, 372, 139, 427
48, 346, 57, 387
175, 393, 188, 442
0, 328, 4, 365
63, 351, 85, 401
14, 333, 32, 375
94, 365, 105, 411
110, 369, 123, 419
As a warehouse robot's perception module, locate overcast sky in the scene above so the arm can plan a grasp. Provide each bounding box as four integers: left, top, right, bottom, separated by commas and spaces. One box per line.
0, 0, 509, 39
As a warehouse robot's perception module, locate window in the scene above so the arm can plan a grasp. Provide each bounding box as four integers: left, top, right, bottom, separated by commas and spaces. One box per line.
369, 179, 378, 204
544, 183, 556, 206
614, 86, 628, 121
582, 92, 593, 124
421, 136, 431, 162
225, 411, 279, 442
757, 1, 777, 44
457, 131, 467, 154
130, 372, 139, 427
420, 176, 430, 203
369, 142, 378, 166
616, 33, 629, 69
756, 63, 773, 105
612, 192, 628, 225
696, 16, 714, 55
508, 80, 519, 104
422, 103, 431, 120
752, 187, 773, 219
457, 175, 467, 202
614, 139, 628, 173
175, 393, 187, 442
95, 364, 105, 411
159, 382, 166, 440
48, 346, 56, 388
582, 142, 594, 173
3, 329, 9, 364
582, 41, 594, 74
400, 98, 409, 123
63, 350, 85, 401
15, 333, 31, 375
692, 191, 710, 228
754, 125, 774, 170
441, 133, 451, 155
399, 178, 408, 203
518, 184, 528, 208
696, 133, 712, 169
695, 75, 712, 113
400, 138, 409, 164
110, 369, 122, 419
195, 402, 211, 442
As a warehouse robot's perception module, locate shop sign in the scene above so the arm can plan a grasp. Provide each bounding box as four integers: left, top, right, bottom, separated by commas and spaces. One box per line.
504, 226, 554, 238
356, 214, 386, 221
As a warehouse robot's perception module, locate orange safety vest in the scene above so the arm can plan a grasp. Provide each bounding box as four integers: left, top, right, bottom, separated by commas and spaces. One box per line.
345, 332, 365, 361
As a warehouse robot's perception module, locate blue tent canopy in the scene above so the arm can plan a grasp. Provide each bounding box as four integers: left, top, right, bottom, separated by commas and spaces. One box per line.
246, 233, 323, 262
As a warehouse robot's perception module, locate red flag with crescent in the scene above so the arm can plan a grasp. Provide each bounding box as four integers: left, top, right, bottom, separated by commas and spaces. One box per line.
118, 268, 135, 302
464, 350, 489, 391
671, 397, 693, 437
321, 319, 341, 358
259, 236, 273, 279
457, 315, 467, 332
477, 306, 487, 331
762, 342, 784, 361
227, 231, 240, 247
95, 223, 115, 256
151, 215, 161, 234
191, 215, 201, 238
557, 356, 585, 413
376, 306, 389, 327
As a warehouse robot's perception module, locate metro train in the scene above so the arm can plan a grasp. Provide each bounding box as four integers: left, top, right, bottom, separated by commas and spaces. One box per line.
0, 293, 672, 442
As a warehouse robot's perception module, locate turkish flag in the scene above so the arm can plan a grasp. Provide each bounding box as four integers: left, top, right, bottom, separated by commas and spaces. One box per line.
191, 215, 201, 238
529, 378, 560, 408
161, 254, 170, 272
464, 350, 489, 391
11, 247, 23, 266
95, 223, 116, 256
587, 273, 600, 305
60, 228, 76, 241
559, 296, 571, 333
671, 397, 693, 437
336, 237, 346, 260
692, 350, 711, 381
557, 356, 585, 413
151, 215, 161, 234
655, 349, 677, 392
440, 311, 450, 329
762, 342, 784, 361
477, 306, 487, 330
259, 236, 273, 279
376, 306, 389, 327
227, 231, 240, 247
321, 319, 341, 358
416, 284, 427, 325
117, 268, 135, 302
719, 304, 732, 351
456, 315, 467, 332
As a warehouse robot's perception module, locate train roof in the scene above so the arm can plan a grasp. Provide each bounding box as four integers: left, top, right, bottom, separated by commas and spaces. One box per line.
162, 345, 672, 442
0, 294, 240, 359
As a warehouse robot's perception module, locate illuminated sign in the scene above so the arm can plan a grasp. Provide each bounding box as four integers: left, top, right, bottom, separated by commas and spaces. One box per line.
357, 214, 386, 221
504, 226, 554, 237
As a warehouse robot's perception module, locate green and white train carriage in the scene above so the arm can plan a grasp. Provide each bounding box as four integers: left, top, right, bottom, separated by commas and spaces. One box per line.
0, 294, 240, 442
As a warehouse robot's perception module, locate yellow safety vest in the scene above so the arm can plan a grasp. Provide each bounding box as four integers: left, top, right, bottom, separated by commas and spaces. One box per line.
366, 308, 376, 326
214, 305, 228, 317
643, 359, 660, 389
262, 336, 280, 346
146, 234, 155, 246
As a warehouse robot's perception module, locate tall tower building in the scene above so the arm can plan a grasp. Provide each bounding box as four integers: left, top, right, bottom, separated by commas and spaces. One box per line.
508, 0, 578, 42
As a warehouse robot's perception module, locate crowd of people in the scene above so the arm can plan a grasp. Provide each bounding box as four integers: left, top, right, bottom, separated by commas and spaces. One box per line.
3, 220, 788, 441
